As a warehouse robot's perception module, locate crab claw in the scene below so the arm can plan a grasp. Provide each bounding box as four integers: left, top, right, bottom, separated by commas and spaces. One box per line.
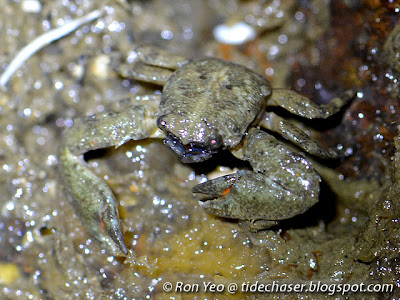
74, 187, 128, 255
99, 199, 128, 255
193, 170, 270, 221
59, 147, 128, 256
193, 167, 319, 231
194, 129, 322, 231
192, 174, 237, 197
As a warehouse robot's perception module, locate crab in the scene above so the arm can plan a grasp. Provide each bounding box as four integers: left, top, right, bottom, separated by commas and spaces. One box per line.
58, 45, 354, 256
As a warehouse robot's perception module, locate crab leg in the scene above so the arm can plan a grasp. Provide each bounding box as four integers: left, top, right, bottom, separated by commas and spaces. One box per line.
117, 44, 189, 86
268, 89, 355, 119
59, 103, 160, 255
118, 62, 174, 86
260, 111, 339, 159
193, 129, 321, 231
133, 44, 189, 69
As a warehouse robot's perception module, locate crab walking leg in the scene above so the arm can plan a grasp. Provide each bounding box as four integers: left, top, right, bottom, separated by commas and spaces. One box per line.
134, 44, 189, 69
260, 112, 339, 159
268, 89, 355, 119
59, 104, 160, 255
117, 44, 189, 86
193, 129, 321, 231
118, 62, 174, 86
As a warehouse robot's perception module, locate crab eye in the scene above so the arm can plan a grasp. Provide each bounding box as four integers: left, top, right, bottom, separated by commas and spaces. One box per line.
157, 115, 168, 129
207, 134, 223, 150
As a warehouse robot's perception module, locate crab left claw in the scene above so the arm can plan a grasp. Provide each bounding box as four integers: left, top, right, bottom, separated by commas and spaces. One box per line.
192, 129, 321, 231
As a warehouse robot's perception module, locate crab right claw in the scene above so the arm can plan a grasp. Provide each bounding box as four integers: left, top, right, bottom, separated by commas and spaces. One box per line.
192, 129, 322, 231
59, 105, 159, 255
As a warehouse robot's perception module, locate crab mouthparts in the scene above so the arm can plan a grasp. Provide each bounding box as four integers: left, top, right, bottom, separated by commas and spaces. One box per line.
164, 134, 215, 163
